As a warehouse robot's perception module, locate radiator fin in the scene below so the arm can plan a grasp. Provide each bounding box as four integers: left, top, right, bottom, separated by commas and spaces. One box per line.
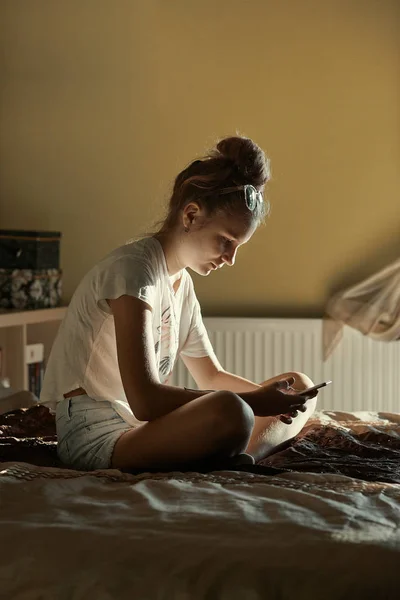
171, 318, 399, 412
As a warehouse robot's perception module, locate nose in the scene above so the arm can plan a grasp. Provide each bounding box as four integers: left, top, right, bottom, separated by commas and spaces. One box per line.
222, 246, 237, 267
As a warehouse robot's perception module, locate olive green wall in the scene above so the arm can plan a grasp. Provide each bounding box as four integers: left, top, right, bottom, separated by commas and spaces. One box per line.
1, 0, 399, 316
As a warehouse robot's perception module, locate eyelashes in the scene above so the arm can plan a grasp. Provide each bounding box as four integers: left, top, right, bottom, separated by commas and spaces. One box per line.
221, 236, 233, 246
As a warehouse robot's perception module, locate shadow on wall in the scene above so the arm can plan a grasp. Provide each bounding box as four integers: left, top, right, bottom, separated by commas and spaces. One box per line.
204, 305, 325, 320
205, 232, 400, 320
326, 232, 400, 299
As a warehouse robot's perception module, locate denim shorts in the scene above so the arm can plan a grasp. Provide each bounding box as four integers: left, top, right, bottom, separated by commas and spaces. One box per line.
56, 395, 132, 471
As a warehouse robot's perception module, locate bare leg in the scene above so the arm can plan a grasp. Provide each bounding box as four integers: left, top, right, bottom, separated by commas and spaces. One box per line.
111, 391, 255, 470
246, 371, 317, 462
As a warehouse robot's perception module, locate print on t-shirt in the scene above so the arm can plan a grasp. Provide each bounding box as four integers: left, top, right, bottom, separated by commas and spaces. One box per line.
155, 305, 174, 378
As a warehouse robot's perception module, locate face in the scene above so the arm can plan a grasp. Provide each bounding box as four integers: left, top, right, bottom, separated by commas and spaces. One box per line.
182, 207, 257, 276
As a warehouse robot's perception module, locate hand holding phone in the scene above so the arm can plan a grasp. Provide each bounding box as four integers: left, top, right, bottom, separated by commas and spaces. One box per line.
298, 380, 332, 396
277, 380, 332, 424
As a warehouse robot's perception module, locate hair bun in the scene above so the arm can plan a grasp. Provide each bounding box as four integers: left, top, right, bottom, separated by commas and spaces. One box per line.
216, 136, 269, 185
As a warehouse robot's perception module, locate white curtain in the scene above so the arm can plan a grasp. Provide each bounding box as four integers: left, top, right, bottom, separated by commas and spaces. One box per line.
323, 257, 400, 360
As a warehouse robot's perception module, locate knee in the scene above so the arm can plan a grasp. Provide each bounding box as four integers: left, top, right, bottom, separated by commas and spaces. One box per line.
286, 371, 314, 391
212, 391, 255, 443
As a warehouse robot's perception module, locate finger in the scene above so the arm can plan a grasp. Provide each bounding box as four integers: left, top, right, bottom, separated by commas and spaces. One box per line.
280, 395, 307, 411
276, 379, 299, 396
277, 376, 295, 390
276, 379, 289, 391
300, 389, 319, 400
279, 414, 293, 425
289, 402, 307, 412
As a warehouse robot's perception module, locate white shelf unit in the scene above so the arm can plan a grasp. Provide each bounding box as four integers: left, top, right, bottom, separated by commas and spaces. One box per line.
0, 307, 67, 392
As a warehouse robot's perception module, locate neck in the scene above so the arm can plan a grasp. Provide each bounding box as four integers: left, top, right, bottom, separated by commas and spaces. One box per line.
154, 231, 185, 277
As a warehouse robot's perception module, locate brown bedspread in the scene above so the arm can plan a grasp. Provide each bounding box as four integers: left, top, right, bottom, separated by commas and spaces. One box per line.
1, 405, 399, 483
260, 414, 400, 483
0, 405, 58, 466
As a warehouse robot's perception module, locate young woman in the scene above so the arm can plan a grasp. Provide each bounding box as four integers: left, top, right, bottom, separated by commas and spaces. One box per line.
41, 135, 318, 471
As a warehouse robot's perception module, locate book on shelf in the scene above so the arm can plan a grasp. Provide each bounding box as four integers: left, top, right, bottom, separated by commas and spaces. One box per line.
25, 343, 45, 398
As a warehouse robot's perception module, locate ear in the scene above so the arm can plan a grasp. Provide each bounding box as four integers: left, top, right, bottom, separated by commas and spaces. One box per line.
182, 201, 202, 229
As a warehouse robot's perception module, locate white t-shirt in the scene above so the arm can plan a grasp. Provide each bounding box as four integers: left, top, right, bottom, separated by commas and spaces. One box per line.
40, 237, 217, 426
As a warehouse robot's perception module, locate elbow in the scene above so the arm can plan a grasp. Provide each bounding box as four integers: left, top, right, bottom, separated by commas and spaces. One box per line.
135, 409, 151, 422
126, 397, 151, 422
126, 383, 157, 422
130, 404, 148, 422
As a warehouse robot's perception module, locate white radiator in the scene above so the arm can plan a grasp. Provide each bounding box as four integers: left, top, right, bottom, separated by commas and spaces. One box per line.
171, 318, 400, 413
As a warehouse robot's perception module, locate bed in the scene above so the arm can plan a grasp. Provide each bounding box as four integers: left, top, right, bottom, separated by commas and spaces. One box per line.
1, 403, 399, 599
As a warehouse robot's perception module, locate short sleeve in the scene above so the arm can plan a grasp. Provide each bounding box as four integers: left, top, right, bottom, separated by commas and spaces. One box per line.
180, 292, 217, 360
96, 253, 157, 313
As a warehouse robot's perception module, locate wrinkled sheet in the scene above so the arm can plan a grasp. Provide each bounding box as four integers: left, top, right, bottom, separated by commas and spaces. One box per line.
0, 464, 399, 599
1, 425, 399, 599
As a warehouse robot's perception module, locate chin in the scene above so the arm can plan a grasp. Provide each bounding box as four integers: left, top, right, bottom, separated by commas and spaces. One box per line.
190, 264, 212, 276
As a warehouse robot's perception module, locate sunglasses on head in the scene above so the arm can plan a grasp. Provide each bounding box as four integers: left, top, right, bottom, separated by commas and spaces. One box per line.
217, 184, 263, 211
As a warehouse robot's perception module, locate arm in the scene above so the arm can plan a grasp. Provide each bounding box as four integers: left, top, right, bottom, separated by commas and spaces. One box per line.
111, 298, 307, 422
181, 355, 260, 393
181, 354, 310, 419
109, 295, 211, 421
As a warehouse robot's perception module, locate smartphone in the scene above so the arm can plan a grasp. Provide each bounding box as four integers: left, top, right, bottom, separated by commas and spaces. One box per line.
299, 380, 332, 396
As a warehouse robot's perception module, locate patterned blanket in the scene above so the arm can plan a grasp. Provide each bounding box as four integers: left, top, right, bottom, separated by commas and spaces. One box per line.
261, 412, 400, 483
0, 405, 399, 483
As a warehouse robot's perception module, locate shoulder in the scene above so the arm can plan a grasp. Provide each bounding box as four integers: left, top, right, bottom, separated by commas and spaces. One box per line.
97, 238, 163, 275
104, 237, 157, 261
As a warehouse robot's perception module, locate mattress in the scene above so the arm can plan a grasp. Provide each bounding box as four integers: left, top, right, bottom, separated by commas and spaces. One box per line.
0, 410, 399, 599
